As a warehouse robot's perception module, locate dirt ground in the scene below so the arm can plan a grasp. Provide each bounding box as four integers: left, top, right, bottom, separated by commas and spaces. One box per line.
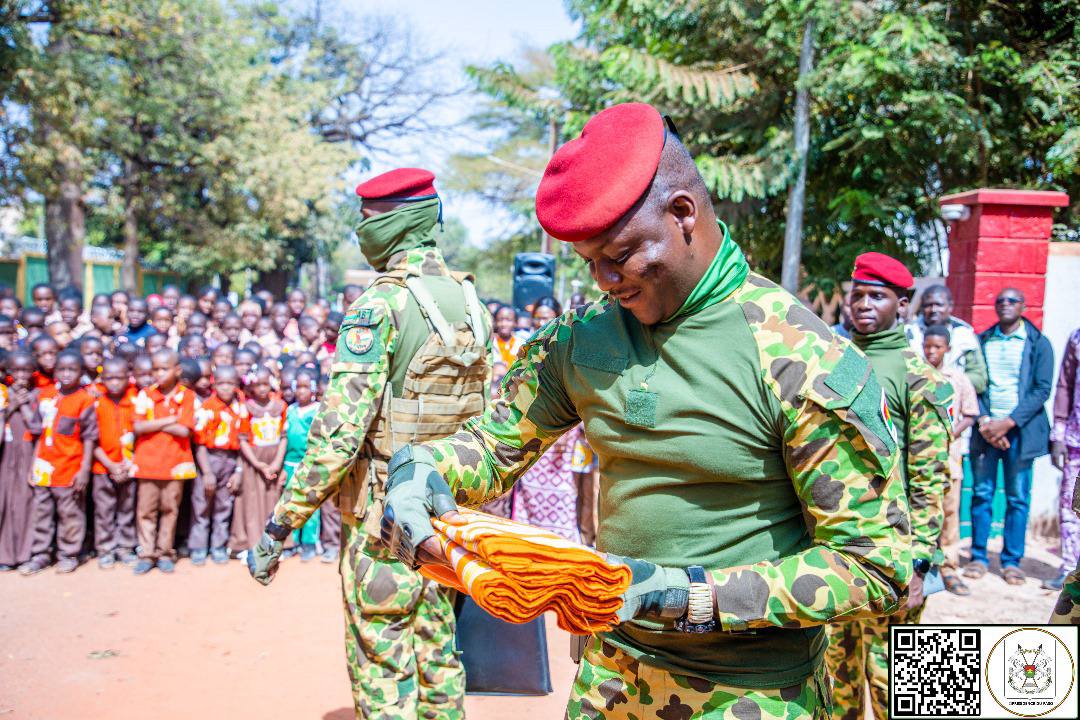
0, 535, 1064, 720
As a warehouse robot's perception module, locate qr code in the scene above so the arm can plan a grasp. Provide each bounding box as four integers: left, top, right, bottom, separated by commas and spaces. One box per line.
891, 627, 981, 716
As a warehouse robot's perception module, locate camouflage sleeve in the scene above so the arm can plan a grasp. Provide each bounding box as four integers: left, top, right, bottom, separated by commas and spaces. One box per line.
709, 364, 912, 630
715, 282, 912, 631
906, 372, 953, 562
419, 317, 579, 506
271, 292, 398, 529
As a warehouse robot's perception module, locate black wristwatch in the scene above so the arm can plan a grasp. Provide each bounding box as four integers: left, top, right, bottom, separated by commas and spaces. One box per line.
675, 565, 718, 633
265, 520, 291, 542
913, 558, 931, 575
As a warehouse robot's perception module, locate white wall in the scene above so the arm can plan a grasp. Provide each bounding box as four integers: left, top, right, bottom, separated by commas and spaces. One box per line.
1030, 242, 1080, 531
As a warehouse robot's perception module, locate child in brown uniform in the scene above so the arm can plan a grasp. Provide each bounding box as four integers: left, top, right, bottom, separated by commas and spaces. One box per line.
193, 365, 245, 564
0, 351, 43, 570
230, 365, 286, 555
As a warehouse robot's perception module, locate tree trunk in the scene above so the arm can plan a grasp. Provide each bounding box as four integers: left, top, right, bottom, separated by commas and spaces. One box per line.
539, 116, 559, 255
257, 268, 289, 298
780, 18, 816, 294
43, 154, 86, 292
120, 159, 140, 292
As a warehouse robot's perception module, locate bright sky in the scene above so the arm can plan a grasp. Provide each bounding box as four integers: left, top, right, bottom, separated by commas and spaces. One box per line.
329, 0, 579, 244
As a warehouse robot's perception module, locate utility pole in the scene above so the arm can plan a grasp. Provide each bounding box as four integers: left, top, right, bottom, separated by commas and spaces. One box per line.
540, 116, 558, 255
781, 18, 815, 294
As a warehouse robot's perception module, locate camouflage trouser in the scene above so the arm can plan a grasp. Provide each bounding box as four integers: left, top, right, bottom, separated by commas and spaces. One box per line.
824, 605, 925, 720
565, 637, 831, 720
1049, 564, 1080, 624
340, 515, 465, 719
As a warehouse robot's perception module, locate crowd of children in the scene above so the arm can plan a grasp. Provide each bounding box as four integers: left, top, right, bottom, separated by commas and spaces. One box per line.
0, 281, 358, 575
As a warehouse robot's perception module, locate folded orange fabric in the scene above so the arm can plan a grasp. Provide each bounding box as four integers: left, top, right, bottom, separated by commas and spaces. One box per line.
419, 509, 631, 635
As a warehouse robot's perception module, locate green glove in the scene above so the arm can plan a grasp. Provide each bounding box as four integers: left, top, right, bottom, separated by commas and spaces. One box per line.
247, 531, 285, 586
607, 554, 690, 624
381, 445, 458, 568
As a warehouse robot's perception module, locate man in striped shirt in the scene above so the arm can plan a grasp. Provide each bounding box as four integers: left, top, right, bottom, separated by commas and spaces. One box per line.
966, 288, 1053, 586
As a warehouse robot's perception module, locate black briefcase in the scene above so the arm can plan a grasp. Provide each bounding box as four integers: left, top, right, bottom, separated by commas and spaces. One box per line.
454, 594, 553, 696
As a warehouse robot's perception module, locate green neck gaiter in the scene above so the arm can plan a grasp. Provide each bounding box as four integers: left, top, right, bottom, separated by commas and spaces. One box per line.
356, 197, 441, 272
851, 323, 908, 351
664, 221, 749, 322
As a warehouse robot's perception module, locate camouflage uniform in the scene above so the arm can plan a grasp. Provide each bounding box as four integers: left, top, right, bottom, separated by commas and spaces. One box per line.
566, 637, 835, 720
411, 232, 913, 720
274, 245, 488, 719
825, 332, 953, 720
1050, 473, 1080, 624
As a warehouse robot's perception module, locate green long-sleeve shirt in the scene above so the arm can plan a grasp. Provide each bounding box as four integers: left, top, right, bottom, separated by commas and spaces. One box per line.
418, 237, 912, 688
852, 325, 953, 563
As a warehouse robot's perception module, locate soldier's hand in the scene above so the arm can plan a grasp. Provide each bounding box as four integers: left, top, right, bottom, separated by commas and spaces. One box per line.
605, 554, 690, 624
907, 569, 925, 609
381, 445, 458, 568
247, 531, 285, 585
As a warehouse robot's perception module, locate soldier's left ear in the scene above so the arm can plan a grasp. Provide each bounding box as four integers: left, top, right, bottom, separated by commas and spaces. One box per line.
668, 192, 696, 238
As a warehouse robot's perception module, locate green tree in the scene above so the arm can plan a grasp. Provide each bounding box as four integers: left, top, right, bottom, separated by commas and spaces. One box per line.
462, 0, 1079, 290
2, 0, 115, 289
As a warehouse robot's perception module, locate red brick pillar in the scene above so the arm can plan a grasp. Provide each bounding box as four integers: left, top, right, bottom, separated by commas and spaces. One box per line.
939, 189, 1069, 331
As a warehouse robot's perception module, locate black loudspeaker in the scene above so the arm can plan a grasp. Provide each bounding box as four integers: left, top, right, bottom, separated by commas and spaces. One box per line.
512, 253, 556, 312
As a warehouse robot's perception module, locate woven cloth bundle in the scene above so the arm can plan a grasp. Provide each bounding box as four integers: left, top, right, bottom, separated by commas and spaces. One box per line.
419, 509, 631, 635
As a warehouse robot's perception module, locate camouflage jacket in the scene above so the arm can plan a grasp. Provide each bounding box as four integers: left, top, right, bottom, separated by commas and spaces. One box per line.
417, 269, 913, 682
853, 327, 954, 563
272, 246, 490, 529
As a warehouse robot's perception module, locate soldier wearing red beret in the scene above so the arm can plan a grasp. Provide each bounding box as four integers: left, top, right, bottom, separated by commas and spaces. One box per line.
249, 167, 491, 719
825, 252, 954, 720
382, 104, 914, 719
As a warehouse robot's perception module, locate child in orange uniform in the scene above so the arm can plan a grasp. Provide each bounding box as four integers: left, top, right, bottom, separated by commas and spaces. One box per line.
30, 335, 58, 390
191, 365, 245, 564
131, 348, 196, 575
20, 350, 97, 575
91, 357, 138, 569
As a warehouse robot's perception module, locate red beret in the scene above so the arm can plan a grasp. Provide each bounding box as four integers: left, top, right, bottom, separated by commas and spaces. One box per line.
851, 252, 915, 290
536, 103, 666, 242
355, 168, 436, 201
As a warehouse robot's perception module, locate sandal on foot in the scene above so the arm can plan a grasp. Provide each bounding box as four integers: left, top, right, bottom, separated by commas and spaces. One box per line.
943, 573, 971, 596
1003, 567, 1026, 586
963, 561, 988, 579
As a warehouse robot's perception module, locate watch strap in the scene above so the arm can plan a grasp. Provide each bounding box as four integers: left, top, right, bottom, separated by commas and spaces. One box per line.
686, 565, 713, 624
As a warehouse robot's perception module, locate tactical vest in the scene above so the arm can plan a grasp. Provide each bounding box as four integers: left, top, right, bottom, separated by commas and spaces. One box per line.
337, 268, 490, 537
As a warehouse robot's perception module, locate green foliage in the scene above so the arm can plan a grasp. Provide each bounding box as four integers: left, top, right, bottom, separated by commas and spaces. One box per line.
1, 0, 453, 289
459, 0, 1079, 290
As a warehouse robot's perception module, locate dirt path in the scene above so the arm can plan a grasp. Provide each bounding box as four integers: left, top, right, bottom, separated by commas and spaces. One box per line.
0, 536, 1063, 719
0, 557, 576, 720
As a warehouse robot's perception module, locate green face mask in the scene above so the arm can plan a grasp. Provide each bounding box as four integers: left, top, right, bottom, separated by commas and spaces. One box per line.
356, 197, 441, 271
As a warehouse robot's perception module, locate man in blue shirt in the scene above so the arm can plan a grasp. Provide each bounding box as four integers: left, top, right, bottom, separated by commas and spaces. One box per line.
965, 288, 1053, 585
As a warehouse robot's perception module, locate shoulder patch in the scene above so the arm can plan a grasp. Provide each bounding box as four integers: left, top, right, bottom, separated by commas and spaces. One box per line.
342, 304, 385, 329
823, 346, 867, 404
568, 300, 627, 374
344, 326, 376, 355
336, 300, 389, 364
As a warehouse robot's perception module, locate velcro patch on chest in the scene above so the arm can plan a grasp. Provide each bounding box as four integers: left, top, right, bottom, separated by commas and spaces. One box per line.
625, 388, 657, 428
